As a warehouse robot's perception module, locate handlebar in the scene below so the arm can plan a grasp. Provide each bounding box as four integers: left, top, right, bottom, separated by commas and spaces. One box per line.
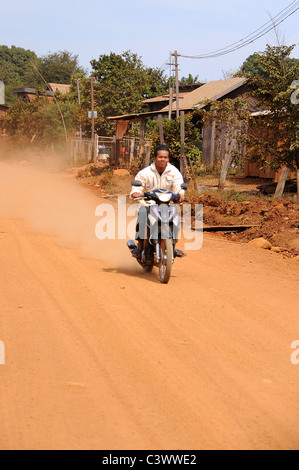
134, 192, 188, 204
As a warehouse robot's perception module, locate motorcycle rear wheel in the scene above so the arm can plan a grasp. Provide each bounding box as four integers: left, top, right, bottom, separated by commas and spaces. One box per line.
159, 239, 173, 284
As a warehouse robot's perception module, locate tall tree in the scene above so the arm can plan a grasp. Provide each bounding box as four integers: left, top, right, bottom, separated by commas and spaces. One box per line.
179, 74, 201, 85
90, 51, 168, 134
244, 44, 299, 197
0, 46, 86, 103
0, 45, 40, 102
38, 50, 86, 84
240, 51, 298, 79
0, 45, 38, 84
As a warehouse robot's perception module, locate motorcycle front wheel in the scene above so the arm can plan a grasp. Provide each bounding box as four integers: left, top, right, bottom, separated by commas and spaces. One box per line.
159, 239, 173, 284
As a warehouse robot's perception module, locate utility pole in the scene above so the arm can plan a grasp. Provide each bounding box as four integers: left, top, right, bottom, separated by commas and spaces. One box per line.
167, 53, 174, 119
173, 51, 180, 119
90, 77, 95, 139
90, 76, 96, 162
76, 79, 82, 145
168, 52, 180, 119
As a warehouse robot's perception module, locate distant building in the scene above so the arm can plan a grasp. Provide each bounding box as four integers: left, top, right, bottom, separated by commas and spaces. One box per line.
13, 83, 70, 102
47, 83, 71, 95
142, 83, 203, 113
107, 77, 251, 164
12, 87, 54, 101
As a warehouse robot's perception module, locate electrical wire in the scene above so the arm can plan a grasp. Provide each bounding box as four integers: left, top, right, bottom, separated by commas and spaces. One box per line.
180, 0, 299, 59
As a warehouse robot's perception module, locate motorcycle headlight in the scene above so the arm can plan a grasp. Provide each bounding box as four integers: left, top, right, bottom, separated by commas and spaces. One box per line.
158, 193, 172, 203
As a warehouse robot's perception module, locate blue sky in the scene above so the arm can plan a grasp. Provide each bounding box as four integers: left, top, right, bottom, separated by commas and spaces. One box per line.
1, 0, 298, 81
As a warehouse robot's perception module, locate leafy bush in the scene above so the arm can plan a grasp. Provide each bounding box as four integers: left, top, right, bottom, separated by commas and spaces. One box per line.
0, 98, 77, 147
146, 115, 201, 167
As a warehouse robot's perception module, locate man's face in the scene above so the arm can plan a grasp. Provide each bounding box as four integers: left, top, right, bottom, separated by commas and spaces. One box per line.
155, 150, 170, 172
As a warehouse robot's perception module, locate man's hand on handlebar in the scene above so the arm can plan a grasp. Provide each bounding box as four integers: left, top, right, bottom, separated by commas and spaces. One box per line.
131, 192, 142, 199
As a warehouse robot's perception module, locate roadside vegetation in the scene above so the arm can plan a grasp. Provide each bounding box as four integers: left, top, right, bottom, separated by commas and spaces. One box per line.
0, 42, 298, 202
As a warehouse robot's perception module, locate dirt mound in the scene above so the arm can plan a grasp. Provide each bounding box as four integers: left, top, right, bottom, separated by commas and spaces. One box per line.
193, 195, 299, 256
76, 163, 133, 196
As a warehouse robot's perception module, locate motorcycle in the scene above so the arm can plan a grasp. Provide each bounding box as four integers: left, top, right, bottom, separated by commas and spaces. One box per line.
127, 180, 188, 284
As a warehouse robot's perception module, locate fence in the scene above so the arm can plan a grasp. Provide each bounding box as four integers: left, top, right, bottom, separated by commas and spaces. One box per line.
68, 138, 95, 166
68, 135, 151, 168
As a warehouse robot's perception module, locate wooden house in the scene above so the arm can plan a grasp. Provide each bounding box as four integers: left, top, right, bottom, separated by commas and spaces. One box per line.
13, 83, 70, 102
47, 83, 70, 95
107, 77, 250, 163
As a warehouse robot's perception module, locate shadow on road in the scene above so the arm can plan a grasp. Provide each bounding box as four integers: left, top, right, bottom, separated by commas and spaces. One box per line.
102, 266, 176, 284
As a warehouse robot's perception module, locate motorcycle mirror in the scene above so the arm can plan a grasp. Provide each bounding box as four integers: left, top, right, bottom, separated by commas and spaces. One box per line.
131, 180, 142, 187
181, 183, 188, 190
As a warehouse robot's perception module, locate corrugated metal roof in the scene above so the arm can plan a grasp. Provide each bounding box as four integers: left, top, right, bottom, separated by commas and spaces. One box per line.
13, 88, 37, 94
160, 77, 248, 112
142, 92, 189, 104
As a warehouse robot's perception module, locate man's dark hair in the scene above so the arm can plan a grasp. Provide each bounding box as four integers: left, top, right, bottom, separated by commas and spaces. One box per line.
154, 144, 171, 158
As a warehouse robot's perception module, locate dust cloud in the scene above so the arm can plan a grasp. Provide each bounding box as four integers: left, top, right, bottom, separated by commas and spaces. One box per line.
0, 157, 136, 270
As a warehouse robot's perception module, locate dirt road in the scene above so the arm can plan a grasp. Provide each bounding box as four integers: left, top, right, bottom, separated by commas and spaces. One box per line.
0, 162, 298, 450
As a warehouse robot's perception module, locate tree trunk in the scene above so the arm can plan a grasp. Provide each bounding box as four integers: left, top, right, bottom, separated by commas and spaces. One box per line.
218, 124, 234, 190
297, 169, 299, 203
274, 167, 289, 199
218, 152, 232, 190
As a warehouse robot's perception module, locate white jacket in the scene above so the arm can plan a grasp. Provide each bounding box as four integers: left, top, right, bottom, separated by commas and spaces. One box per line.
131, 163, 185, 198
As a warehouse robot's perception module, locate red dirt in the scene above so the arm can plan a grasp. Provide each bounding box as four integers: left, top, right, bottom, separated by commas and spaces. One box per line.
192, 194, 299, 256
1, 160, 298, 450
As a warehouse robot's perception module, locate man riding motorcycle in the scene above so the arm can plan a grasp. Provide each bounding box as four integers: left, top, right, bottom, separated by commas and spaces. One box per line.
130, 144, 186, 257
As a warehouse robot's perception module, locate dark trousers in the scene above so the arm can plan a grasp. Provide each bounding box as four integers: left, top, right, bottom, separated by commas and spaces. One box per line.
135, 206, 147, 241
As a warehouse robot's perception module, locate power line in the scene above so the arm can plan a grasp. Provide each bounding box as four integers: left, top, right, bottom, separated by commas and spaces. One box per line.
180, 0, 299, 59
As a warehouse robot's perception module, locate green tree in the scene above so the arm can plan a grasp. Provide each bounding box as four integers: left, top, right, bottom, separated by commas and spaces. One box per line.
200, 98, 251, 189
0, 46, 86, 103
0, 97, 77, 147
38, 50, 86, 84
146, 115, 201, 168
244, 44, 299, 196
0, 45, 40, 102
66, 73, 92, 137
240, 51, 298, 79
179, 74, 201, 85
0, 45, 38, 84
90, 51, 168, 135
